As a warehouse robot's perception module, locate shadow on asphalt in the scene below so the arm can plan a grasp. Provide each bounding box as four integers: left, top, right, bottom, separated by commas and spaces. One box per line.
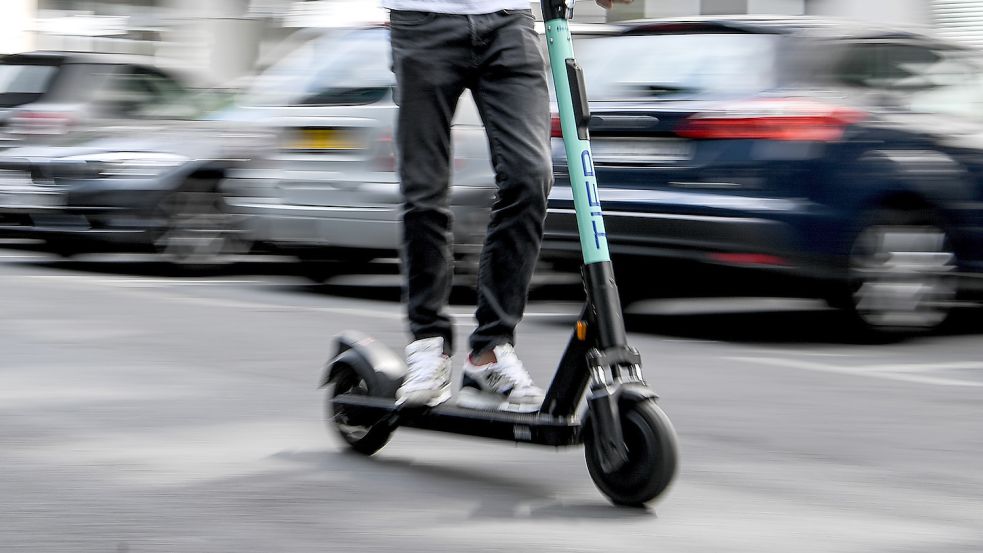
624, 309, 873, 344
620, 306, 983, 344
272, 449, 655, 520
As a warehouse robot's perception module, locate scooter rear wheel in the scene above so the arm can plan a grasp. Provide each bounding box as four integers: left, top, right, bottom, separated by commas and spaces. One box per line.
585, 399, 678, 507
326, 365, 393, 455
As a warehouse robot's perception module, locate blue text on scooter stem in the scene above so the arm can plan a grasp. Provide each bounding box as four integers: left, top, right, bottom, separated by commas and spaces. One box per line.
545, 18, 611, 264
581, 150, 606, 249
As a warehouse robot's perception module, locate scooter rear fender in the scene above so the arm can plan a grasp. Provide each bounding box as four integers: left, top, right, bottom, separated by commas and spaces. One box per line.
320, 331, 406, 398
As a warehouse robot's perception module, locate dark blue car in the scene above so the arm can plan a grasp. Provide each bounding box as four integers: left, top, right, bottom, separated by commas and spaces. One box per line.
544, 16, 983, 333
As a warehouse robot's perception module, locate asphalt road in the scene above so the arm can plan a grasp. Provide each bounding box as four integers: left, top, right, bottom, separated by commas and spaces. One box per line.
1, 246, 982, 553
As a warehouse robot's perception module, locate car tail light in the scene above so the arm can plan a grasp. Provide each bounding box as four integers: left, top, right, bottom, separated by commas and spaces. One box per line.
676, 99, 866, 142
550, 113, 563, 139
9, 111, 74, 135
709, 252, 789, 267
372, 132, 465, 173
373, 132, 396, 173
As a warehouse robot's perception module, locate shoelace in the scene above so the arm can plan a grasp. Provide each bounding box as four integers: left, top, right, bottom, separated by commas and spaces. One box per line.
405, 349, 445, 384
490, 346, 534, 388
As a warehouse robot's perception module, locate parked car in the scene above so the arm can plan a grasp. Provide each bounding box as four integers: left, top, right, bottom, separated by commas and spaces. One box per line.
223, 23, 617, 281
0, 87, 261, 266
543, 16, 983, 333
221, 25, 495, 280
0, 51, 194, 148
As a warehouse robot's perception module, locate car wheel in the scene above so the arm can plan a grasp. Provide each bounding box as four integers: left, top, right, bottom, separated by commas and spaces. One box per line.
154, 180, 249, 269
838, 209, 957, 333
294, 250, 377, 284
44, 239, 77, 258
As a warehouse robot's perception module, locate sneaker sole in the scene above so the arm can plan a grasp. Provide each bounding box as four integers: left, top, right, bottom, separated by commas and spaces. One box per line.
455, 387, 541, 413
396, 385, 452, 408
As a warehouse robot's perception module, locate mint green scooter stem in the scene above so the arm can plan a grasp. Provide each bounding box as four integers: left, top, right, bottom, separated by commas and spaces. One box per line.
544, 10, 611, 265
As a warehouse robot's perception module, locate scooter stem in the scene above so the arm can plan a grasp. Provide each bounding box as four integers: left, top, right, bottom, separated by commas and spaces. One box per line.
542, 0, 633, 472
541, 0, 627, 351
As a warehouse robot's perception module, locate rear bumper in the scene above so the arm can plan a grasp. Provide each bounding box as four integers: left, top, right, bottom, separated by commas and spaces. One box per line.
0, 163, 175, 245
228, 190, 492, 257
230, 198, 402, 251
0, 208, 160, 245
0, 209, 153, 246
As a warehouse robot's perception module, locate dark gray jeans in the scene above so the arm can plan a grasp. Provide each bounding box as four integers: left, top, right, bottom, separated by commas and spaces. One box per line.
390, 9, 552, 355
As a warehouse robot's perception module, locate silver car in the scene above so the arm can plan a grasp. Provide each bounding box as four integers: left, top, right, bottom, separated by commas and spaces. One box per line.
1, 51, 195, 149
223, 26, 496, 280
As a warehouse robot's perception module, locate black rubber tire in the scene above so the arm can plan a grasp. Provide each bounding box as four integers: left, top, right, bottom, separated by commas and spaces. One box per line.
584, 399, 678, 507
44, 239, 78, 258
584, 400, 678, 507
154, 180, 247, 269
325, 365, 393, 456
298, 259, 341, 284
295, 251, 377, 284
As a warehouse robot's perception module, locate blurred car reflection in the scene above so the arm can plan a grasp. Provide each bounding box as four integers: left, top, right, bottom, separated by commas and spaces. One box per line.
544, 16, 983, 333
0, 51, 194, 148
0, 88, 260, 266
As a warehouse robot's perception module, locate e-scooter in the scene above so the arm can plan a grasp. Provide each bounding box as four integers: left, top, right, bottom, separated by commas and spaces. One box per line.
320, 0, 678, 507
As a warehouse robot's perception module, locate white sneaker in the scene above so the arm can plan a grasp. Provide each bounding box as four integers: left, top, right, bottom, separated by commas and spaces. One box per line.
396, 337, 452, 407
457, 344, 545, 412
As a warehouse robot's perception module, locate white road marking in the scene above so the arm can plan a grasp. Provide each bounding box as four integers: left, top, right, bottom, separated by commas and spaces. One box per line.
95, 279, 264, 286
862, 361, 983, 373
729, 356, 983, 387
25, 275, 263, 286
7, 272, 581, 321
739, 348, 872, 358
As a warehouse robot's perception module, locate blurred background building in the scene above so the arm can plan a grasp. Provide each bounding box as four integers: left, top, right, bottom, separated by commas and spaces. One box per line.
2, 0, 983, 85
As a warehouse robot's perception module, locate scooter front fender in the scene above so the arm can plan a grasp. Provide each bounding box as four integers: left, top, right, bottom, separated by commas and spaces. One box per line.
319, 331, 406, 398
616, 382, 659, 405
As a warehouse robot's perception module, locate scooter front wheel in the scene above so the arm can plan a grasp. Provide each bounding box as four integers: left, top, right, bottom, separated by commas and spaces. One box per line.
584, 399, 678, 507
325, 365, 394, 455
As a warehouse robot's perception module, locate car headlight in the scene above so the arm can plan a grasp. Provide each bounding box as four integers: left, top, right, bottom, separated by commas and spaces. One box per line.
57, 152, 190, 179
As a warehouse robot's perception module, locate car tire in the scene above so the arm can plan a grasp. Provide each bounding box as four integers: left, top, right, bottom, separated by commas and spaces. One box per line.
833, 208, 958, 334
294, 250, 378, 284
154, 179, 249, 269
44, 239, 77, 258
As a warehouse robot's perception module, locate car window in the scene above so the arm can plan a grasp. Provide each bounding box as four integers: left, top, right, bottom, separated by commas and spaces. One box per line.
836, 43, 941, 89
834, 44, 881, 88
0, 64, 57, 95
39, 63, 113, 103
137, 68, 188, 102
0, 63, 60, 107
835, 42, 983, 119
571, 33, 778, 100
100, 66, 190, 117
896, 50, 983, 118
244, 28, 393, 107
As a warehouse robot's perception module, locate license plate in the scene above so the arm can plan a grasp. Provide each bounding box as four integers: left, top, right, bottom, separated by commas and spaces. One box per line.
590, 138, 692, 165
0, 170, 63, 209
287, 128, 362, 151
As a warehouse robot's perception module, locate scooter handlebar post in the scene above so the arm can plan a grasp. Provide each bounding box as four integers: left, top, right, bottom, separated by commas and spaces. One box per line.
541, 0, 575, 20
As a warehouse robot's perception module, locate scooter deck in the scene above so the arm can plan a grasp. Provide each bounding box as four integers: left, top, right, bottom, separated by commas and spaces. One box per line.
332, 393, 584, 446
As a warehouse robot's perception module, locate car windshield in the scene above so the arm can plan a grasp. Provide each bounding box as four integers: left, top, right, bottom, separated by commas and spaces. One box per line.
574, 33, 778, 100
0, 63, 60, 107
243, 28, 393, 107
